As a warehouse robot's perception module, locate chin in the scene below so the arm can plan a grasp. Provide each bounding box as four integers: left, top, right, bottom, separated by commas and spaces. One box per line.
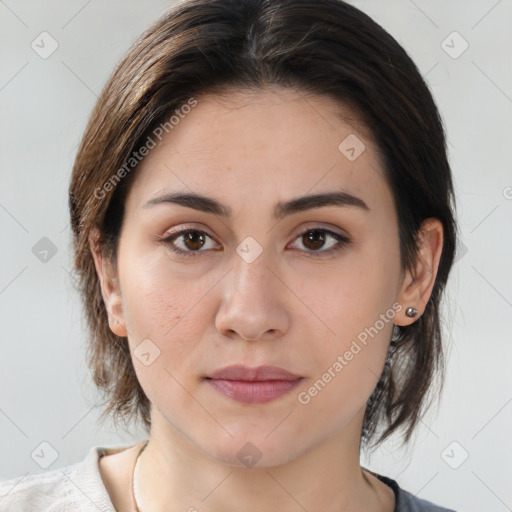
200, 430, 309, 469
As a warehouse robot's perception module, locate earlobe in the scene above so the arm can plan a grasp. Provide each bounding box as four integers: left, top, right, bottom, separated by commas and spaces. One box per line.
395, 218, 444, 326
89, 228, 128, 337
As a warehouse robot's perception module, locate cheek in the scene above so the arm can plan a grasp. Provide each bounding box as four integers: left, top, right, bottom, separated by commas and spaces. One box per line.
119, 244, 205, 331
294, 287, 396, 432
294, 238, 400, 403
117, 249, 217, 371
122, 268, 184, 338
300, 245, 400, 341
117, 251, 220, 416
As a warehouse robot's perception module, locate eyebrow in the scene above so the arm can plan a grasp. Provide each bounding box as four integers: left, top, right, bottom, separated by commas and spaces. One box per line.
142, 190, 369, 219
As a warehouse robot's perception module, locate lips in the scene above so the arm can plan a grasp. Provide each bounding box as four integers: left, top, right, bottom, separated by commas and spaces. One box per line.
206, 365, 303, 404
207, 364, 302, 381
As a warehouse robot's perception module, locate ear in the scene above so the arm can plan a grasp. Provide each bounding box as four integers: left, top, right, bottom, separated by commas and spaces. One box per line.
396, 218, 444, 326
89, 228, 128, 337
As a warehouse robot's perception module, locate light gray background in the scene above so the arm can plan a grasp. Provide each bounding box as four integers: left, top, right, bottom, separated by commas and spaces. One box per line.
1, 1, 511, 511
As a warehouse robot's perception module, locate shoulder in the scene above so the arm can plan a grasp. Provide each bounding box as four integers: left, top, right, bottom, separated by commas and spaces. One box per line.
0, 445, 123, 512
373, 473, 457, 512
397, 488, 457, 512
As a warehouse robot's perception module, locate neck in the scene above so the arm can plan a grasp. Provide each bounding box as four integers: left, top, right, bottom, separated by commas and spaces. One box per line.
135, 408, 391, 512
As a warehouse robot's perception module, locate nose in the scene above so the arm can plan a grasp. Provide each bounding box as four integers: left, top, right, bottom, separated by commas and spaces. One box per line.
215, 250, 290, 341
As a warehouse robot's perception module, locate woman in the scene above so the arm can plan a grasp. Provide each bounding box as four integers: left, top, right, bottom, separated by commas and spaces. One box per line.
0, 0, 457, 510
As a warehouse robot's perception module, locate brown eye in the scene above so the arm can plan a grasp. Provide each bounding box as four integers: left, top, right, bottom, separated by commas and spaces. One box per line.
292, 228, 350, 256
182, 231, 206, 250
163, 229, 219, 258
302, 230, 327, 250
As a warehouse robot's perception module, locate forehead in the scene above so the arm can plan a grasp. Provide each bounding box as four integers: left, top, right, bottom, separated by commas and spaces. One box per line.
156, 87, 375, 162
125, 87, 390, 214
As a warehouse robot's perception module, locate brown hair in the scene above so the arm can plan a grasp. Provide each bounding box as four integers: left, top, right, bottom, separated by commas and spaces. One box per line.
69, 0, 456, 448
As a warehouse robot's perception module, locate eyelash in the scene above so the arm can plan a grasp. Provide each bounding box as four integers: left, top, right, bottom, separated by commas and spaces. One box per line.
160, 227, 351, 259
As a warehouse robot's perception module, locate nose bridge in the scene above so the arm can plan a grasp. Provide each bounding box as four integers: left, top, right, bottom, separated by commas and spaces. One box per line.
215, 242, 289, 340
230, 243, 276, 307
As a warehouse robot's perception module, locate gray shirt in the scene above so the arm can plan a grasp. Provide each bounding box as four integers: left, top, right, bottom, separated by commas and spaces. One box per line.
0, 445, 457, 511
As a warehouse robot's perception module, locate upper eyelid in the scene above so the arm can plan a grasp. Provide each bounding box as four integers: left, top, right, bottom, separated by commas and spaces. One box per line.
166, 223, 344, 236
164, 220, 348, 238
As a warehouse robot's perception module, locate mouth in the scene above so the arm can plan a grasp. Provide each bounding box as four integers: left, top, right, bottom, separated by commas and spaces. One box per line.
205, 365, 304, 404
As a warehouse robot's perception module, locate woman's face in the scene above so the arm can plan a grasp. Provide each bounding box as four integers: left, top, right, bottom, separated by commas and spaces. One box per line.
104, 87, 410, 466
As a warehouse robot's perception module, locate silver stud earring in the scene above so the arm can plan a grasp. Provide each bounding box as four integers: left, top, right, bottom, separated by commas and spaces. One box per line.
405, 307, 419, 318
